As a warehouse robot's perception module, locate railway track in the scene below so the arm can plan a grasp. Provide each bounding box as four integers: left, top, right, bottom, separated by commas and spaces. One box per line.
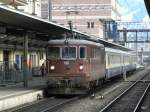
135, 83, 150, 111
99, 72, 150, 112
9, 97, 78, 112
5, 77, 126, 112
4, 70, 150, 112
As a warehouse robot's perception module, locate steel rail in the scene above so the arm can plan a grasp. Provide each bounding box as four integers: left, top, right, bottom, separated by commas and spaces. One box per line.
99, 72, 150, 112
10, 98, 54, 112
10, 97, 78, 112
40, 97, 78, 112
133, 83, 150, 112
99, 80, 138, 112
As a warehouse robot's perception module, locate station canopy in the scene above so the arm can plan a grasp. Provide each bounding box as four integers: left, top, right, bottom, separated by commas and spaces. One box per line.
0, 5, 131, 51
0, 0, 27, 6
144, 0, 150, 16
0, 5, 72, 49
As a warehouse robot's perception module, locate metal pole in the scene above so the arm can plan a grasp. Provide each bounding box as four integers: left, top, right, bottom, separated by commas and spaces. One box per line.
68, 21, 74, 39
136, 31, 138, 65
108, 21, 111, 39
123, 66, 126, 81
147, 31, 148, 41
103, 21, 106, 40
141, 48, 143, 65
48, 0, 52, 21
23, 32, 29, 88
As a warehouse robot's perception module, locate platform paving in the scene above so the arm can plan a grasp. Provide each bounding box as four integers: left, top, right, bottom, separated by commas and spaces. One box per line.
0, 77, 46, 111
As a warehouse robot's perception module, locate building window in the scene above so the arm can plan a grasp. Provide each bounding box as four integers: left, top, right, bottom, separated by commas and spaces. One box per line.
87, 22, 94, 28
91, 22, 94, 28
40, 52, 44, 60
30, 54, 37, 68
15, 54, 20, 70
87, 22, 90, 28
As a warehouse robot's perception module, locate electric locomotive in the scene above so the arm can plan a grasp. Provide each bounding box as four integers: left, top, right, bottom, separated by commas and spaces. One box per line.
45, 39, 105, 95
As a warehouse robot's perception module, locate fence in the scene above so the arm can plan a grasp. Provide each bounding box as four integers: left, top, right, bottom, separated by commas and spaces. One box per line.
0, 61, 32, 84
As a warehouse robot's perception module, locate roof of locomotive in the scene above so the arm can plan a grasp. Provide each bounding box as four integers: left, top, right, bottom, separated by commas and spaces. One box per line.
48, 39, 104, 47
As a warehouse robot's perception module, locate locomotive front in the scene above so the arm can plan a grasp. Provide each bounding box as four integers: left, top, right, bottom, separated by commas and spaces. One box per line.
46, 40, 90, 95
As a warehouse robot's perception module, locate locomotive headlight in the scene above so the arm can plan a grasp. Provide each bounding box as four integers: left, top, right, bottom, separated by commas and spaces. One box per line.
50, 65, 55, 70
79, 65, 84, 70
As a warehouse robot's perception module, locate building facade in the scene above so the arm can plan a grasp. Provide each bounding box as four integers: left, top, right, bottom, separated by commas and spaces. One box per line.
0, 47, 46, 72
51, 0, 120, 38
16, 0, 120, 38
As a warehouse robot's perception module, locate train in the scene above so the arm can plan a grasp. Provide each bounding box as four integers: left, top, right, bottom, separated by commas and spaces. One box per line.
45, 39, 136, 95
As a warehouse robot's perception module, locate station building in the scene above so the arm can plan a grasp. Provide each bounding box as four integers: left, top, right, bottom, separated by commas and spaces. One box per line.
0, 1, 46, 62
0, 0, 46, 70
51, 0, 120, 38
0, 0, 46, 81
0, 48, 46, 71
17, 0, 120, 38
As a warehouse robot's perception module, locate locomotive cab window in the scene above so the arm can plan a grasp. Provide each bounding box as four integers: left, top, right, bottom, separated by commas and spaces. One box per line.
61, 47, 76, 59
79, 46, 86, 59
48, 47, 60, 59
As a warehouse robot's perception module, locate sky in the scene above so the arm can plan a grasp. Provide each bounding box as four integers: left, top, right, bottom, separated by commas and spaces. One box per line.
118, 0, 149, 22
117, 0, 150, 51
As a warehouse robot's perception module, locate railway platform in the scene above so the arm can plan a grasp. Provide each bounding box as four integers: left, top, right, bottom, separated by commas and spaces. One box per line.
0, 77, 46, 111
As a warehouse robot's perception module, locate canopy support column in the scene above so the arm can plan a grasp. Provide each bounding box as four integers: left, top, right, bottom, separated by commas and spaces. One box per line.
23, 32, 29, 88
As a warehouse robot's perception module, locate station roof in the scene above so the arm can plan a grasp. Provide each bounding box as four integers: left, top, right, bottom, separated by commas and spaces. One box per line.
0, 5, 132, 51
0, 5, 71, 38
144, 0, 150, 16
0, 0, 27, 6
78, 32, 132, 51
0, 5, 71, 49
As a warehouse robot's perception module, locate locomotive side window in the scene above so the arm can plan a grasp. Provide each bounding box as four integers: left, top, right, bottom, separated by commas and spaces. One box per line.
62, 47, 76, 59
79, 47, 86, 59
48, 47, 60, 59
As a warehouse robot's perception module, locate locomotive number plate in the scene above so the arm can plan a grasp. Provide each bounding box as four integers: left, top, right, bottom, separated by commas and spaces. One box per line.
64, 61, 69, 65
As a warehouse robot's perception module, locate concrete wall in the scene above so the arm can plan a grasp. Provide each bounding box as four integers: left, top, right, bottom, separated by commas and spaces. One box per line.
0, 90, 43, 111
